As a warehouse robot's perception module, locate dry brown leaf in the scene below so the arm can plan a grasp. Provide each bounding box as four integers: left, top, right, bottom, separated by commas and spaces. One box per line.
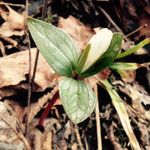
0, 48, 55, 90
119, 70, 136, 83
5, 100, 26, 124
139, 5, 150, 38
0, 41, 5, 56
0, 101, 26, 149
58, 15, 95, 51
42, 131, 52, 150
125, 83, 150, 108
28, 86, 59, 124
0, 4, 25, 37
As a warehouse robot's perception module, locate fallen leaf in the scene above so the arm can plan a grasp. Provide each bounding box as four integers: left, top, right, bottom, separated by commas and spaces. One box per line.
58, 15, 95, 51
0, 101, 25, 149
28, 86, 59, 124
0, 4, 25, 37
118, 70, 136, 83
138, 6, 150, 38
0, 48, 55, 90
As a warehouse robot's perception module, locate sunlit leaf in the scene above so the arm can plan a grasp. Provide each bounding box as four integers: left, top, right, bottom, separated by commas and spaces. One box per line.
59, 77, 96, 124
116, 38, 150, 59
110, 62, 138, 70
27, 18, 79, 76
100, 79, 141, 150
80, 33, 123, 77
77, 44, 91, 74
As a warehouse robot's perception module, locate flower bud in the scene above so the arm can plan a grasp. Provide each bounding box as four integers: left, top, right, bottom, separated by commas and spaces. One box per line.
81, 28, 113, 73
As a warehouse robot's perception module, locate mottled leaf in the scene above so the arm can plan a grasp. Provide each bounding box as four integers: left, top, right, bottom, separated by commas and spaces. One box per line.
59, 77, 96, 124
27, 18, 79, 76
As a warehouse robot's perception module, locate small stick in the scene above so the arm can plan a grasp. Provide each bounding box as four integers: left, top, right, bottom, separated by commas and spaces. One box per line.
25, 0, 32, 136
94, 84, 102, 150
0, 2, 25, 8
25, 0, 48, 135
25, 30, 32, 136
29, 0, 48, 89
99, 7, 129, 41
125, 24, 148, 38
74, 125, 84, 150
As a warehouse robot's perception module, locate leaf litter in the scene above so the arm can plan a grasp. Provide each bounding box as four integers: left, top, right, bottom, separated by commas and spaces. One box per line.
0, 1, 150, 149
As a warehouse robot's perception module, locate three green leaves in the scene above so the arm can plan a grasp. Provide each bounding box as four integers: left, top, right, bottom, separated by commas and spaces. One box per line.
27, 18, 123, 124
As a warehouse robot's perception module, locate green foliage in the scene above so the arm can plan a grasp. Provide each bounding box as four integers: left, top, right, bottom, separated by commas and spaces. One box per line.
117, 38, 150, 59
80, 33, 123, 77
110, 62, 138, 70
59, 77, 96, 124
27, 18, 123, 123
100, 79, 141, 150
27, 18, 79, 76
77, 44, 91, 74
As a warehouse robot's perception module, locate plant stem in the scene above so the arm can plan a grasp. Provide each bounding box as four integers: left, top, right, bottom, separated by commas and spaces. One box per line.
94, 85, 102, 150
38, 91, 59, 127
116, 38, 150, 59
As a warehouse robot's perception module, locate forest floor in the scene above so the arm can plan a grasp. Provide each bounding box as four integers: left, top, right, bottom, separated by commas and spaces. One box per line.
0, 0, 150, 150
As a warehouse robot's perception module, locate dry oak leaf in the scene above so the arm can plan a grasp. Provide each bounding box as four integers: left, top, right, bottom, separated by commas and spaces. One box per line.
0, 4, 25, 37
0, 48, 55, 90
58, 15, 95, 51
0, 101, 24, 149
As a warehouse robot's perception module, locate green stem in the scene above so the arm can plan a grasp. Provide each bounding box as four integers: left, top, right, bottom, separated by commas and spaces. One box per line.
116, 38, 150, 59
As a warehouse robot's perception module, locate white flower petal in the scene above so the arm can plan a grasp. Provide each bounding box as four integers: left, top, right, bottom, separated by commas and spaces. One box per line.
82, 28, 113, 72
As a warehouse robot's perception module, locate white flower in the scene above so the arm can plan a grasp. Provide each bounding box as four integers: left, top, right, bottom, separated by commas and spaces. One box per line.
81, 28, 113, 73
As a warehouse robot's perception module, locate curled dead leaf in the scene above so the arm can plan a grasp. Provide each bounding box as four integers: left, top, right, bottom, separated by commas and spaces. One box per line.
0, 4, 25, 37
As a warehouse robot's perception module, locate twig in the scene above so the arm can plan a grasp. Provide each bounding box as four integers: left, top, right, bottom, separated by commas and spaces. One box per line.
0, 1, 25, 8
99, 7, 129, 41
94, 84, 102, 150
99, 7, 123, 32
30, 0, 48, 87
74, 125, 84, 150
25, 0, 32, 136
25, 0, 48, 135
0, 115, 31, 150
83, 136, 89, 150
125, 24, 148, 38
25, 30, 32, 136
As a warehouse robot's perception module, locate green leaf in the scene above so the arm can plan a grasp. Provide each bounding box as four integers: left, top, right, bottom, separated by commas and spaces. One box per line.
80, 33, 123, 77
100, 79, 141, 150
59, 77, 96, 124
76, 44, 91, 74
110, 62, 138, 70
27, 18, 79, 76
116, 38, 150, 59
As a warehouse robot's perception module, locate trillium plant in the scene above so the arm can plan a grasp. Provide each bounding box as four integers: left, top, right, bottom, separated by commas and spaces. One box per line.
27, 18, 123, 124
